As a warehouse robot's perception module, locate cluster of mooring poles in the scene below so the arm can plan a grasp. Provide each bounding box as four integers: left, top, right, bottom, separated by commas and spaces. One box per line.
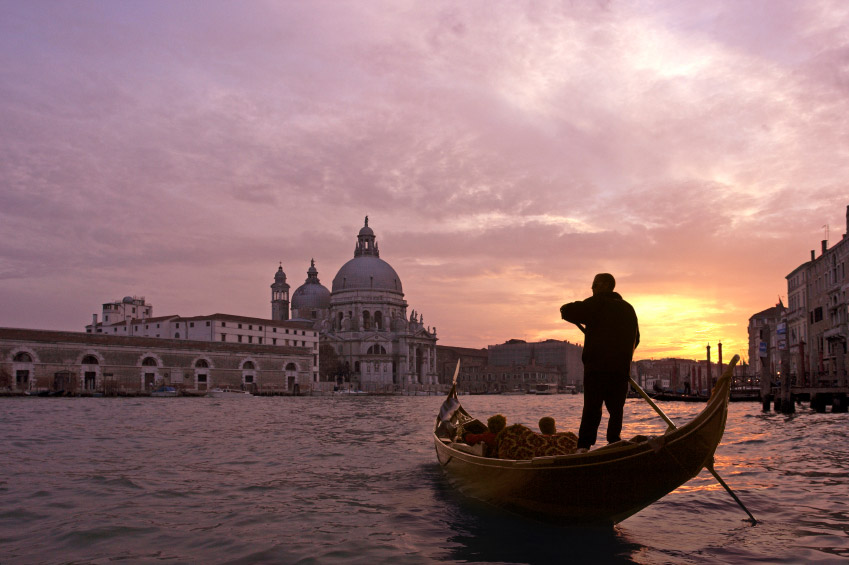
759, 337, 849, 414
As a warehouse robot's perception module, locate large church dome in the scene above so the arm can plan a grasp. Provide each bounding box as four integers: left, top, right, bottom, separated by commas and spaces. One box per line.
292, 259, 331, 309
331, 217, 403, 294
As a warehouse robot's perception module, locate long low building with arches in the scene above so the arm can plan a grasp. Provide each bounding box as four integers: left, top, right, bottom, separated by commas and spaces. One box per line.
0, 327, 314, 395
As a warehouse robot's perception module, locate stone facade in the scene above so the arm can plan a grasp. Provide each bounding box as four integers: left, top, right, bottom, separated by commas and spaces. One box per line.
0, 328, 313, 395
455, 362, 560, 394
282, 218, 438, 390
86, 306, 319, 382
751, 204, 849, 387
436, 345, 489, 385
486, 339, 584, 389
748, 302, 786, 386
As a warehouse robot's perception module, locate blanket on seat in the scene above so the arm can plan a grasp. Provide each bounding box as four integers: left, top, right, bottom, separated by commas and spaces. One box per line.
496, 424, 578, 460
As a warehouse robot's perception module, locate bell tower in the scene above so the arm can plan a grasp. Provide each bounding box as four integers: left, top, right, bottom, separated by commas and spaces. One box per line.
271, 264, 290, 320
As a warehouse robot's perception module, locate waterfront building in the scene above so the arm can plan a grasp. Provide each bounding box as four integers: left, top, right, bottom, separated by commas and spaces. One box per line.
486, 338, 584, 389
786, 261, 809, 384
275, 218, 438, 390
436, 345, 488, 385
803, 223, 849, 386
87, 302, 319, 382
748, 302, 786, 387
456, 361, 559, 394
633, 358, 708, 392
0, 327, 313, 395
752, 204, 849, 388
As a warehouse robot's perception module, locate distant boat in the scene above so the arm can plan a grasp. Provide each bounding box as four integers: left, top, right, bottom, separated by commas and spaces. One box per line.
333, 389, 367, 396
530, 383, 558, 395
434, 359, 736, 525
207, 388, 252, 398
650, 392, 707, 402
730, 388, 761, 402
151, 386, 178, 397
562, 385, 578, 395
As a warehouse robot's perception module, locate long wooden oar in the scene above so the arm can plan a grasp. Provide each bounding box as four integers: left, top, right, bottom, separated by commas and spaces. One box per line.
628, 377, 757, 524
570, 321, 757, 524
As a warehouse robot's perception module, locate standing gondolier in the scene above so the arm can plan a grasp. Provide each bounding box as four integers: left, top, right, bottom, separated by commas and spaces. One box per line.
561, 273, 640, 451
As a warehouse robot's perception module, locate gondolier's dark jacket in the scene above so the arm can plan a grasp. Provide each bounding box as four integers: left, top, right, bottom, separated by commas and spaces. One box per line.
560, 291, 640, 377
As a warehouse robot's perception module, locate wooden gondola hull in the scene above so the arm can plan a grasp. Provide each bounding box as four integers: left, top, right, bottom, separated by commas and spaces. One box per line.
434, 361, 734, 525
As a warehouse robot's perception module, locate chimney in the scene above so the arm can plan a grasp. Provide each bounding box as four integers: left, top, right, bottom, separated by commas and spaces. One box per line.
92, 314, 97, 326
846, 205, 849, 237
811, 250, 816, 261
822, 240, 828, 255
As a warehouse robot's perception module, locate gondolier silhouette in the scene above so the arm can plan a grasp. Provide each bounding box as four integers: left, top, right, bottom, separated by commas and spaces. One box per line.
561, 273, 640, 451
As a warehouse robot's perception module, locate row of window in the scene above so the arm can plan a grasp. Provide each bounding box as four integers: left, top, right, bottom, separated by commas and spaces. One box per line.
101, 320, 315, 338
11, 352, 295, 372
218, 334, 311, 347
462, 372, 556, 382
217, 322, 312, 336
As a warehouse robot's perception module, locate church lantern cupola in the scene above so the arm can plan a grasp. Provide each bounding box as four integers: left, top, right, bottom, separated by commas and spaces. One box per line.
354, 216, 379, 257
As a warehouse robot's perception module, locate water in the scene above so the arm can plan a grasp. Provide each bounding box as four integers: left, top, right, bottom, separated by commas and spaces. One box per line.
1, 394, 847, 564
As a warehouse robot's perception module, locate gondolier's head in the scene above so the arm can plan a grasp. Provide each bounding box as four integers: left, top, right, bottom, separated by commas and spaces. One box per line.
592, 273, 615, 295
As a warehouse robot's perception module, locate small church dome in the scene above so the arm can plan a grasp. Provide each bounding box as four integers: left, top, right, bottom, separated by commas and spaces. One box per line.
274, 265, 287, 282
292, 259, 331, 310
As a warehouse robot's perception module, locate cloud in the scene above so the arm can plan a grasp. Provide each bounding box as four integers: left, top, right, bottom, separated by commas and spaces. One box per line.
1, 1, 848, 361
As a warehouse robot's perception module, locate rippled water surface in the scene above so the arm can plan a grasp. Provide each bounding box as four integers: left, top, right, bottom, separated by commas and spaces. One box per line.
1, 394, 847, 564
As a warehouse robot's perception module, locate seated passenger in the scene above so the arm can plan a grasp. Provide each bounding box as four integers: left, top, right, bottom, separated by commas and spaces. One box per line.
465, 414, 507, 452
538, 416, 556, 435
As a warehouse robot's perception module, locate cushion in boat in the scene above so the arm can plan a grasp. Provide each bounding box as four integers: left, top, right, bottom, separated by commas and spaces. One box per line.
496, 424, 578, 460
449, 442, 486, 457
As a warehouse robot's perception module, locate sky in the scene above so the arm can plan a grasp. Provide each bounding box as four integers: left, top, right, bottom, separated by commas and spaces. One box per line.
2, 1, 848, 362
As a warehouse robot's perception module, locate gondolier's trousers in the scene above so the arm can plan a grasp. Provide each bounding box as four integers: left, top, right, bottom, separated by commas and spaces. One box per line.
578, 372, 630, 449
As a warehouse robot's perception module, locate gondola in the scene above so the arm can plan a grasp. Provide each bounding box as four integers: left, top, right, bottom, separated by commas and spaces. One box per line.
434, 357, 738, 526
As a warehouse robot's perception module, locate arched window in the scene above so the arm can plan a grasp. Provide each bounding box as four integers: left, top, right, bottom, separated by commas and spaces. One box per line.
285, 362, 297, 371
243, 361, 255, 370
13, 352, 32, 363
81, 355, 99, 365
142, 357, 158, 366
195, 359, 209, 368
363, 311, 371, 329
367, 344, 386, 355
374, 311, 383, 330
174, 332, 180, 339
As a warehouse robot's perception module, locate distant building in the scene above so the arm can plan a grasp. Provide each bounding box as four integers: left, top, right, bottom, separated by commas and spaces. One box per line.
633, 356, 728, 394
273, 218, 438, 390
86, 300, 319, 382
748, 302, 787, 388
752, 203, 849, 388
436, 345, 488, 385
487, 339, 584, 389
456, 361, 559, 394
0, 327, 313, 395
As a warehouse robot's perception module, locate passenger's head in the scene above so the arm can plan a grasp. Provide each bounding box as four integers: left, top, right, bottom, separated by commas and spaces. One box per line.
538, 417, 556, 435
592, 273, 616, 295
487, 414, 507, 434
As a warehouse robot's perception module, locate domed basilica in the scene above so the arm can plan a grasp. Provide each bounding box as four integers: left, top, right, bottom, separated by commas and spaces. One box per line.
271, 217, 438, 389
